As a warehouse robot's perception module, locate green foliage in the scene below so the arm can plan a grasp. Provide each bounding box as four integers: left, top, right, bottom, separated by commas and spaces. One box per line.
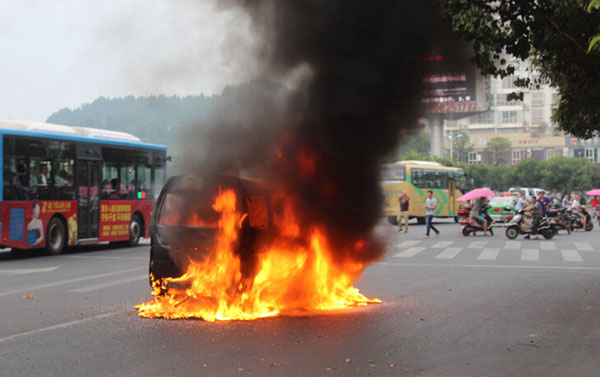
450, 131, 473, 163
484, 137, 512, 166
588, 0, 600, 52
439, 0, 600, 137
384, 129, 431, 162
47, 94, 218, 153
461, 156, 600, 193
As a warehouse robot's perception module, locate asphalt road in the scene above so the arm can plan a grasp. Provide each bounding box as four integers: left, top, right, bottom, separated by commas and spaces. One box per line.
1, 220, 599, 377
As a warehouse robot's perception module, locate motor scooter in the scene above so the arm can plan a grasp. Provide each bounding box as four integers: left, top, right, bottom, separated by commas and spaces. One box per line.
505, 210, 554, 239
566, 208, 593, 231
546, 207, 571, 234
460, 204, 495, 236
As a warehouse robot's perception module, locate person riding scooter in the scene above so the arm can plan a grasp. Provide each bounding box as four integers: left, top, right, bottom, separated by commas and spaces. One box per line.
470, 197, 491, 236
524, 196, 543, 240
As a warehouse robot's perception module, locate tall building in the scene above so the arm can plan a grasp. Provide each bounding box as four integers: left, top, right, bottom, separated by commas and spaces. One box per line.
444, 65, 573, 165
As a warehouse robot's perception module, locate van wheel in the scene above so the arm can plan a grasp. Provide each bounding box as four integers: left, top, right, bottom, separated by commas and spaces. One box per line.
46, 217, 66, 255
417, 217, 426, 225
128, 215, 142, 246
387, 216, 398, 226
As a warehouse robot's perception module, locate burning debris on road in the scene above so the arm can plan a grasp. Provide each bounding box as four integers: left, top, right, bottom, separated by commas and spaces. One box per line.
137, 0, 460, 321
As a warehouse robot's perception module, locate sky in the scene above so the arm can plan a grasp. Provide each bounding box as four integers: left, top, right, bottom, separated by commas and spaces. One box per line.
0, 0, 256, 122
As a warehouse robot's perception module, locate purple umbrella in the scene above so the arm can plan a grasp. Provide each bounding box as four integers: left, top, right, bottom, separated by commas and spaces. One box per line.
586, 189, 600, 196
457, 188, 496, 201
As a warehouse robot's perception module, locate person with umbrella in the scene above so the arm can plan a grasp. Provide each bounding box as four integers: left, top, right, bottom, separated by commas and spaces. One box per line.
470, 196, 489, 236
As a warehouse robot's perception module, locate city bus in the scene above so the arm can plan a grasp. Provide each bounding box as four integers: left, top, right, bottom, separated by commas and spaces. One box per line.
0, 119, 167, 255
381, 160, 470, 225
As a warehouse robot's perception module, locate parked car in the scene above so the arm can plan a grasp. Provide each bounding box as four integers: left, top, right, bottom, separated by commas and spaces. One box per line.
487, 196, 519, 222
508, 187, 545, 198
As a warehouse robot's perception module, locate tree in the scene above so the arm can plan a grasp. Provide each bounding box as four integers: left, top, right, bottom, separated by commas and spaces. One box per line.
439, 1, 600, 138
385, 129, 431, 162
484, 137, 512, 166
588, 0, 600, 52
450, 131, 473, 163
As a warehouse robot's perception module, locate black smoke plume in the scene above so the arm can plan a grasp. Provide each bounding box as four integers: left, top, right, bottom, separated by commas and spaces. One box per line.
181, 0, 455, 263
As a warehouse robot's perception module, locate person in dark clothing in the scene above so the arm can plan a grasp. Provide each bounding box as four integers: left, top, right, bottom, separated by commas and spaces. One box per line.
524, 196, 542, 240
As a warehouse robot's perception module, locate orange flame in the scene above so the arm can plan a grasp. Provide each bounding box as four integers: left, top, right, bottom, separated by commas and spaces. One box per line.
136, 188, 380, 321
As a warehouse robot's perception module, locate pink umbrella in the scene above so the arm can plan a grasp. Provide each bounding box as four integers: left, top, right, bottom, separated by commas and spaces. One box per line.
457, 188, 496, 201
586, 189, 600, 196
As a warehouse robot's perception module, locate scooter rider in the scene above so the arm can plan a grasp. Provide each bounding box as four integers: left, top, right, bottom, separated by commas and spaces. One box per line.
524, 196, 542, 240
570, 194, 587, 229
470, 197, 489, 236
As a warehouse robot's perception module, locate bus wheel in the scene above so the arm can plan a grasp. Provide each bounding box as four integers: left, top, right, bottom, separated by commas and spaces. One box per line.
417, 217, 426, 225
454, 216, 459, 223
46, 217, 66, 255
128, 215, 142, 247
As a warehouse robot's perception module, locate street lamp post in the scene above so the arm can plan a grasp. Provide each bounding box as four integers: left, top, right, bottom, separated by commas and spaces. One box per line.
446, 132, 465, 162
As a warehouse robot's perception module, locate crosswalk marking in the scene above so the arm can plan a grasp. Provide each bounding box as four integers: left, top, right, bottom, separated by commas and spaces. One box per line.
468, 241, 488, 249
540, 242, 556, 250
397, 240, 420, 248
574, 242, 594, 251
478, 248, 500, 260
435, 247, 463, 260
393, 247, 425, 258
521, 249, 540, 261
431, 241, 453, 249
561, 249, 584, 262
505, 241, 521, 250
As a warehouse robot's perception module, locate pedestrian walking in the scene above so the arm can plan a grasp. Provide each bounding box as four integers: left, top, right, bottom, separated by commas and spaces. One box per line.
397, 191, 409, 233
424, 190, 440, 238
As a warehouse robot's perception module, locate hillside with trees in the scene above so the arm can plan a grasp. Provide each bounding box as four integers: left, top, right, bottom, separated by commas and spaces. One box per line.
47, 94, 218, 149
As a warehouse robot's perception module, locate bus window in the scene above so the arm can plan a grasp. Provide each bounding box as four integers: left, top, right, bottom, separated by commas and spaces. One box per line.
381, 164, 405, 181
136, 164, 151, 199
101, 162, 119, 199
3, 136, 75, 201
153, 165, 165, 200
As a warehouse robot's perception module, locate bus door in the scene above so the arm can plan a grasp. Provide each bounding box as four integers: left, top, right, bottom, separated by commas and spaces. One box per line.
76, 147, 101, 241
448, 178, 456, 216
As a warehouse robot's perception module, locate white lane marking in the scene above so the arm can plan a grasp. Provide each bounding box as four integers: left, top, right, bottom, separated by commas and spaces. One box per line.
62, 255, 147, 260
0, 266, 146, 297
477, 248, 500, 260
0, 311, 121, 344
521, 249, 540, 261
504, 241, 521, 250
540, 242, 556, 250
377, 262, 600, 271
0, 266, 60, 276
574, 242, 594, 251
431, 241, 453, 249
393, 247, 425, 258
468, 241, 488, 249
68, 275, 147, 293
397, 240, 420, 248
435, 247, 463, 260
561, 249, 584, 262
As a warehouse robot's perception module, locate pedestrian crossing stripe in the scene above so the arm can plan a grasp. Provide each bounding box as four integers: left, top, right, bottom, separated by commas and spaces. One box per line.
478, 248, 500, 260
393, 247, 425, 258
521, 249, 540, 261
391, 243, 588, 263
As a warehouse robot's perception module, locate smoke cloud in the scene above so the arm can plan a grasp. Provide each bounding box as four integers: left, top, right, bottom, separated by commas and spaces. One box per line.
180, 0, 455, 263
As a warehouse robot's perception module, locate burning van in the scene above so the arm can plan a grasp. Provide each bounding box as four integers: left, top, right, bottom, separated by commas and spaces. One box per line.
149, 174, 273, 285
